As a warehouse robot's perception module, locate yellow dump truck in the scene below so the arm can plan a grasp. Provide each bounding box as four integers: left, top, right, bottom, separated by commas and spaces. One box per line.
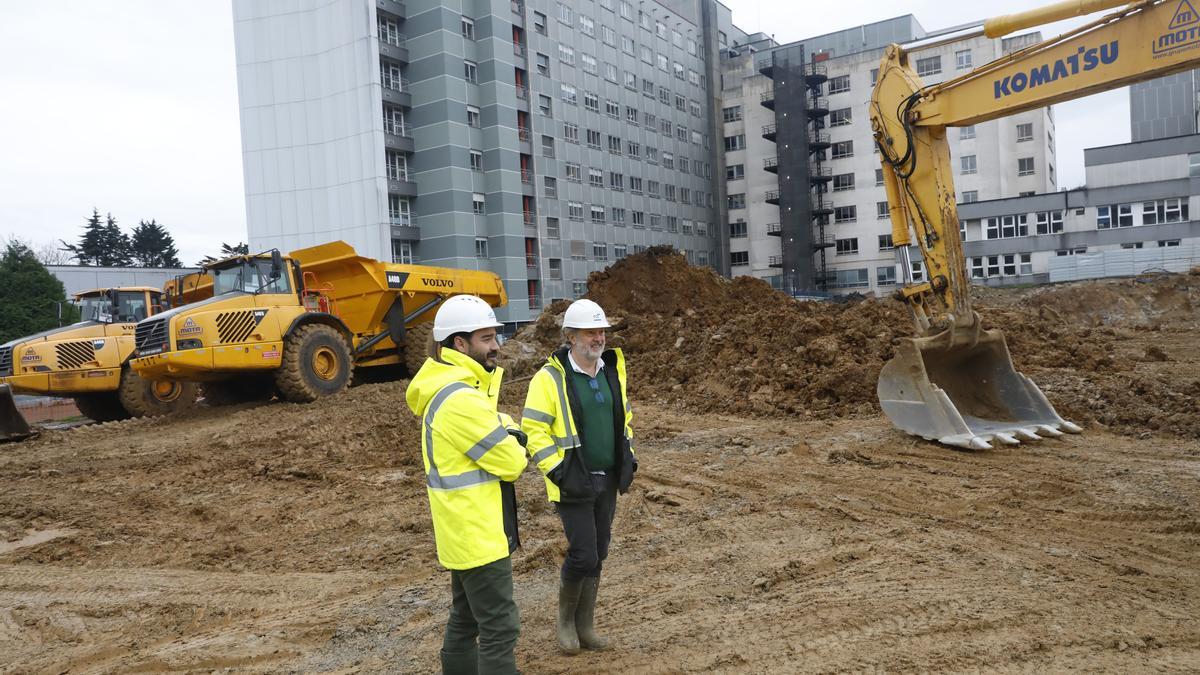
130, 240, 507, 403
0, 286, 202, 432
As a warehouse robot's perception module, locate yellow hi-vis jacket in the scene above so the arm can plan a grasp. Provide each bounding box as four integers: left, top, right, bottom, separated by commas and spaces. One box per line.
521, 346, 635, 503
406, 347, 528, 570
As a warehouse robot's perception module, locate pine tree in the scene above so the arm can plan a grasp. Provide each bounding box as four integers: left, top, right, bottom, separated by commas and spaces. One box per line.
98, 213, 132, 267
0, 241, 75, 343
60, 208, 106, 265
130, 219, 182, 267
199, 242, 250, 265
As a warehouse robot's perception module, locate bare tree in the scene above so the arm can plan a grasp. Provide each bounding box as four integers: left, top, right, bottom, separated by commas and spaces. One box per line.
34, 241, 74, 266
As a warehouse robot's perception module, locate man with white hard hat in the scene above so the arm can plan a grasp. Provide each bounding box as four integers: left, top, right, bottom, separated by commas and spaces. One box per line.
405, 294, 529, 674
521, 298, 637, 654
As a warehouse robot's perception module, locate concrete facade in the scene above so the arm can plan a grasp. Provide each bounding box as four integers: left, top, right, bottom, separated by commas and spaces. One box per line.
233, 0, 737, 324
1130, 70, 1200, 142
47, 267, 199, 298
721, 17, 1057, 296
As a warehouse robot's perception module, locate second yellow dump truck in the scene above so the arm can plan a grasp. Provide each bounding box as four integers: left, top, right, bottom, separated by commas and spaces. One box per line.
130, 240, 507, 403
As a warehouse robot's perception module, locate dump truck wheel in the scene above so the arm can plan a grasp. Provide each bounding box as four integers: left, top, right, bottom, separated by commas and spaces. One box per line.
73, 393, 127, 423
199, 377, 274, 406
403, 321, 434, 377
117, 367, 198, 417
274, 324, 353, 402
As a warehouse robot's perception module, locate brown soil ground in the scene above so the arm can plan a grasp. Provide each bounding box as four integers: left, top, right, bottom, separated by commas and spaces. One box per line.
2, 254, 1198, 673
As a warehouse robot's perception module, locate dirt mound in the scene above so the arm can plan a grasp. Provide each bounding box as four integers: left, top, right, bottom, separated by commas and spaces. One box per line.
502, 248, 1200, 439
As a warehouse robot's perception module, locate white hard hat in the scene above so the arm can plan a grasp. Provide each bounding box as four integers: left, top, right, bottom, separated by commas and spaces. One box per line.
432, 295, 504, 341
563, 299, 611, 329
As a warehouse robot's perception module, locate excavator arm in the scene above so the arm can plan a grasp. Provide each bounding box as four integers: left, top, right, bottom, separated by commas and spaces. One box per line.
870, 0, 1200, 448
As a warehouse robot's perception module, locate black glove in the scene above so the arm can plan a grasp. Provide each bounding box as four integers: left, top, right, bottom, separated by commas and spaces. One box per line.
547, 463, 566, 487
506, 428, 528, 448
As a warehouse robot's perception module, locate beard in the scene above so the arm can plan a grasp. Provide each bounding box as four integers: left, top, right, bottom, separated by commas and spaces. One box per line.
468, 345, 499, 371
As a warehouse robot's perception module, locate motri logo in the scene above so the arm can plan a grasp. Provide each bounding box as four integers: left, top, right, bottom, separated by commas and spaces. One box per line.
1154, 0, 1200, 56
21, 348, 40, 363
993, 42, 1118, 98
422, 278, 455, 288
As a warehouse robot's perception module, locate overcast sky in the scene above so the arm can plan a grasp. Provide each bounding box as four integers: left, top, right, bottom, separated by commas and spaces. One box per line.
0, 1, 1128, 266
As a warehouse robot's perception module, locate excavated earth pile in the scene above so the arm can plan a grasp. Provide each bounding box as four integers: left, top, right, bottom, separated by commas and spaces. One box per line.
1, 249, 1198, 672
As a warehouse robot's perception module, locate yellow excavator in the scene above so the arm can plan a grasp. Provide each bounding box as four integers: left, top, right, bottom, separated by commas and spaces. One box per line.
872, 0, 1200, 448
0, 278, 212, 439
130, 240, 506, 404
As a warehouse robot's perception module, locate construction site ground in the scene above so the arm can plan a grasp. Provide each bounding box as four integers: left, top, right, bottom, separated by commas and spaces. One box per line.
2, 253, 1198, 673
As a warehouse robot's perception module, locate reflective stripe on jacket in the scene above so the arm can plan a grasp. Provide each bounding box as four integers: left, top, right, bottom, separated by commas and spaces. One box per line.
521, 347, 635, 502
406, 347, 528, 570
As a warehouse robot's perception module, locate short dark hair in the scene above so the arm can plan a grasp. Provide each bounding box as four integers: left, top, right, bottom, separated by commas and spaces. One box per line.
439, 332, 470, 350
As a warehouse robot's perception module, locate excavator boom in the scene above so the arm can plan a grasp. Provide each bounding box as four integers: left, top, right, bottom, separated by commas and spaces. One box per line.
871, 0, 1200, 448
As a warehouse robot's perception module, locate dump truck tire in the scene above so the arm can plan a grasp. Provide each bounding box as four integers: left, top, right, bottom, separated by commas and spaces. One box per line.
73, 393, 127, 423
274, 324, 353, 403
117, 367, 198, 417
404, 321, 434, 377
199, 377, 275, 406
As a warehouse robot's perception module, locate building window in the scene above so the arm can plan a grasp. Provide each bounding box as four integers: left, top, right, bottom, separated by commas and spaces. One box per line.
877, 265, 897, 286
472, 193, 486, 215
541, 135, 555, 157
625, 71, 638, 89
388, 195, 411, 225
662, 152, 673, 169
543, 176, 557, 198
461, 16, 475, 39
1097, 204, 1135, 229
961, 155, 977, 174
604, 63, 618, 82
729, 220, 747, 238
466, 105, 481, 127
829, 108, 852, 126
464, 60, 478, 83
722, 105, 742, 122
565, 162, 581, 182
831, 141, 853, 159
1035, 210, 1063, 234
730, 251, 749, 266
579, 15, 594, 36
1159, 239, 1181, 246
875, 168, 884, 186
1190, 152, 1200, 177
593, 243, 608, 261
1018, 157, 1035, 176
535, 52, 550, 76
605, 100, 620, 117
557, 2, 571, 23
834, 206, 857, 223
1017, 123, 1034, 141
590, 205, 605, 223
607, 135, 622, 154
611, 207, 626, 225
629, 176, 643, 193
475, 237, 488, 258
727, 193, 746, 210
870, 68, 879, 86
724, 134, 746, 151
985, 214, 1028, 239
562, 122, 579, 144
581, 53, 597, 74
910, 261, 926, 283
586, 129, 601, 148
1056, 246, 1088, 256
609, 172, 624, 190
828, 75, 850, 94
392, 239, 414, 264
568, 202, 584, 220
876, 201, 889, 219
538, 95, 552, 116
469, 150, 483, 171
1143, 197, 1188, 224
726, 164, 745, 180
588, 168, 603, 187
548, 258, 563, 279
560, 84, 577, 104
832, 268, 870, 289
915, 55, 941, 77
960, 190, 978, 203
626, 106, 639, 123
632, 211, 645, 227
835, 238, 859, 255
602, 24, 617, 45
584, 92, 599, 112
832, 173, 855, 191
878, 234, 894, 251
386, 151, 409, 180
959, 125, 976, 140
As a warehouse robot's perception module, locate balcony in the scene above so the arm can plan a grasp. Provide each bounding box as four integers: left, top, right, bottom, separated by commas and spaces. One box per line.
808, 130, 831, 151
384, 121, 413, 152
809, 165, 832, 183
765, 190, 781, 205
381, 77, 412, 108
528, 297, 542, 311
811, 233, 836, 250
768, 255, 784, 268
511, 0, 524, 14
526, 256, 538, 270
805, 62, 828, 86
806, 100, 829, 118
766, 222, 781, 236
387, 178, 418, 197
521, 169, 532, 183
516, 85, 529, 100
377, 0, 406, 20
379, 38, 409, 64
760, 89, 775, 110
811, 198, 834, 216
761, 124, 776, 142
756, 57, 774, 79
517, 126, 530, 142
523, 211, 536, 226
763, 156, 779, 174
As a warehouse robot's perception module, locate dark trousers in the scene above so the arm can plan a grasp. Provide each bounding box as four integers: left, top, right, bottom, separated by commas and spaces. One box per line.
443, 556, 520, 675
557, 472, 618, 582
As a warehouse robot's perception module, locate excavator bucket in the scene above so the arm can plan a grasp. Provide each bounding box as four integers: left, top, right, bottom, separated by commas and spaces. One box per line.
0, 384, 35, 442
878, 328, 1081, 450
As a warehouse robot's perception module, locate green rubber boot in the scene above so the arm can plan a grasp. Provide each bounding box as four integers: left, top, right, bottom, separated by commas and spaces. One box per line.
439, 646, 478, 675
576, 576, 610, 650
557, 578, 583, 654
